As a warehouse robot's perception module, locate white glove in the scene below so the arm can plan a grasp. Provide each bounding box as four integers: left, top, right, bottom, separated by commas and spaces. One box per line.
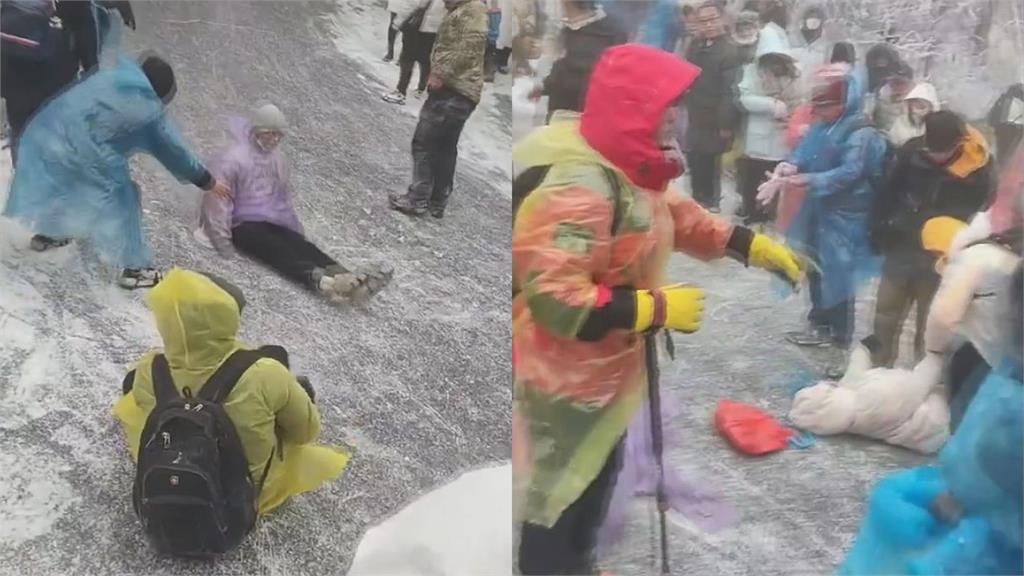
773, 161, 798, 178
756, 176, 785, 206
772, 99, 789, 120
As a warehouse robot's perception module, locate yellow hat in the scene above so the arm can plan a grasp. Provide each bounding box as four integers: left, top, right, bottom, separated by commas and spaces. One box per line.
921, 216, 968, 254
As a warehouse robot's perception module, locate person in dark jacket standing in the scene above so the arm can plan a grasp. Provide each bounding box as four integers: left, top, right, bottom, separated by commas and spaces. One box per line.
530, 0, 626, 119
869, 110, 994, 367
389, 0, 487, 218
1, 0, 98, 165
684, 1, 740, 212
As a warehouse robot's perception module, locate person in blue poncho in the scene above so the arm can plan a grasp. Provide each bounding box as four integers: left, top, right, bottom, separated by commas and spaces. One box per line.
756, 64, 887, 367
3, 50, 230, 289
635, 0, 680, 53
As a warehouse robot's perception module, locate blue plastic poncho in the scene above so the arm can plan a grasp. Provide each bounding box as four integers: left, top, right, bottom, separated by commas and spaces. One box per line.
635, 0, 681, 53
785, 71, 886, 309
3, 14, 207, 269
838, 367, 1023, 575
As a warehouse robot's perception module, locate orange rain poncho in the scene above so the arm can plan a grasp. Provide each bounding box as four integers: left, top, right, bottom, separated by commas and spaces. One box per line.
512, 45, 736, 527
113, 269, 349, 514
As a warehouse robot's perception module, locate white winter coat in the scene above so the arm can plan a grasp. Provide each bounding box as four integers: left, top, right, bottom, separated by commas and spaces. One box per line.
792, 37, 828, 98
346, 464, 512, 576
926, 242, 1022, 369
393, 0, 448, 34
738, 30, 798, 161
887, 82, 940, 148
789, 347, 950, 454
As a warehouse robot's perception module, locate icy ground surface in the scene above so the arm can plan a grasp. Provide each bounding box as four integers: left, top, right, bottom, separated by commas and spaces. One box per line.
602, 185, 932, 575
0, 1, 510, 574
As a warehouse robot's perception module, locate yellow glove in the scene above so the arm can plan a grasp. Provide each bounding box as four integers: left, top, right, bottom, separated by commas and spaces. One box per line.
633, 284, 705, 333
748, 234, 804, 285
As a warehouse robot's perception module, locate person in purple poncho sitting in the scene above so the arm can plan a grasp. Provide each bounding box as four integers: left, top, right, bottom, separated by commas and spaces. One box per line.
196, 104, 392, 303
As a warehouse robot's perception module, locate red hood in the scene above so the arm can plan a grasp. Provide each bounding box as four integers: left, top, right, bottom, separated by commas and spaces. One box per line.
580, 44, 702, 192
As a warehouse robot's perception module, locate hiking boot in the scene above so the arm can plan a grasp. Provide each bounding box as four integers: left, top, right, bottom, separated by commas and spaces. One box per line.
785, 326, 833, 347
382, 90, 406, 105
389, 193, 427, 216
318, 272, 361, 302
29, 234, 71, 252
119, 268, 161, 289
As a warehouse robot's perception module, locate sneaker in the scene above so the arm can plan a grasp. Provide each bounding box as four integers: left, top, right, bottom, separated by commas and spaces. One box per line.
382, 90, 406, 105
785, 326, 833, 347
389, 193, 427, 216
119, 268, 161, 289
318, 272, 361, 302
414, 89, 425, 99
29, 234, 71, 252
383, 54, 394, 63
428, 206, 444, 219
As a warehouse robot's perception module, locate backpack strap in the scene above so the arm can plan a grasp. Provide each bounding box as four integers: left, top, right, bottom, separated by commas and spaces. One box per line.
599, 165, 625, 237
197, 349, 268, 404
150, 354, 180, 406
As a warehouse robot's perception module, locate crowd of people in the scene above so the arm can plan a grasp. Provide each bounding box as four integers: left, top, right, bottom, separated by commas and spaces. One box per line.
513, 0, 1022, 573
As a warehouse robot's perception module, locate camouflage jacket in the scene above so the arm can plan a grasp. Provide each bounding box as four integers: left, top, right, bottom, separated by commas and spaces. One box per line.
431, 0, 488, 103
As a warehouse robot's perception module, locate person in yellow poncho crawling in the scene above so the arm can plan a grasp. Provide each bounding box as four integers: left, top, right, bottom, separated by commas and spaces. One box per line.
113, 268, 350, 543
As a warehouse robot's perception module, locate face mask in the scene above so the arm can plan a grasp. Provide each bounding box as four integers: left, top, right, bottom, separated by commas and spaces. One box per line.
804, 18, 821, 31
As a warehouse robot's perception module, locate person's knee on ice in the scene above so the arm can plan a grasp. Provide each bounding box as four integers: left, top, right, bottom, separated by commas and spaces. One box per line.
113, 269, 348, 526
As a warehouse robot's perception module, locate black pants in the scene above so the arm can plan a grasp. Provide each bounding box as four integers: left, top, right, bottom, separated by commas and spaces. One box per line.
408, 88, 476, 211
397, 31, 436, 95
736, 156, 779, 225
871, 266, 940, 367
518, 442, 623, 575
947, 342, 991, 433
231, 221, 344, 290
386, 12, 399, 59
808, 269, 854, 347
686, 151, 721, 209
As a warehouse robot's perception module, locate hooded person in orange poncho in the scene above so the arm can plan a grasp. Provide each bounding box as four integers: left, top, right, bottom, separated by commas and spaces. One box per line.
512, 43, 805, 575
113, 269, 350, 519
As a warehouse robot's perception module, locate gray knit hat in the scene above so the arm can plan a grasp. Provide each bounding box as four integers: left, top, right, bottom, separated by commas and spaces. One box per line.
251, 103, 287, 133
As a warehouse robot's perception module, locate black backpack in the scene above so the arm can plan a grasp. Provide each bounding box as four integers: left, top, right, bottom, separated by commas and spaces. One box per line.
512, 164, 625, 297
133, 350, 273, 558
512, 163, 624, 234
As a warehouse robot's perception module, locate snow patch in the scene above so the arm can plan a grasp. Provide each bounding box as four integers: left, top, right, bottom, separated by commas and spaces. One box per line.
0, 446, 79, 548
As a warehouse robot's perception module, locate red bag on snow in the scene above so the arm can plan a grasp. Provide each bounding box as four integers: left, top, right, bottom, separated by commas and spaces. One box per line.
715, 400, 793, 456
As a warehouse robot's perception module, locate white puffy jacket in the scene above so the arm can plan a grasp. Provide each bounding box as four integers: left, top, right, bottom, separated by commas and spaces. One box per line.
393, 0, 449, 34
788, 347, 950, 454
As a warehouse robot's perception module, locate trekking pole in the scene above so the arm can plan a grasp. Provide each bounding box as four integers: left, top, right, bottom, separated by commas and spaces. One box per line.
644, 332, 671, 574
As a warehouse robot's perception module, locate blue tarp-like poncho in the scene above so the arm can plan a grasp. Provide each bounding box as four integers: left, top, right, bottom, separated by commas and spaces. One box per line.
785, 72, 886, 308
635, 0, 681, 53
3, 16, 206, 269
838, 367, 1023, 575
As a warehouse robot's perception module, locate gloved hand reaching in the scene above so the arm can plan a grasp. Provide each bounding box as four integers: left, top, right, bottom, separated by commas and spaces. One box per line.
633, 284, 705, 333
772, 161, 798, 178
748, 234, 804, 286
772, 99, 789, 120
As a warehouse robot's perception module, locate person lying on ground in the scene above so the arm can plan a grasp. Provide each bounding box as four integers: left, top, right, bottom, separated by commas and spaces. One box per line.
196, 104, 392, 302
2, 47, 230, 289
113, 269, 350, 554
512, 43, 804, 576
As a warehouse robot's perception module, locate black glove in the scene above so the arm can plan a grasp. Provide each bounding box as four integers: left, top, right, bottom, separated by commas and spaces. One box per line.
296, 375, 316, 403
98, 1, 136, 30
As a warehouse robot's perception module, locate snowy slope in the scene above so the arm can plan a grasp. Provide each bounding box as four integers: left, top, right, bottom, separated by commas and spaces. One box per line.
0, 2, 510, 574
